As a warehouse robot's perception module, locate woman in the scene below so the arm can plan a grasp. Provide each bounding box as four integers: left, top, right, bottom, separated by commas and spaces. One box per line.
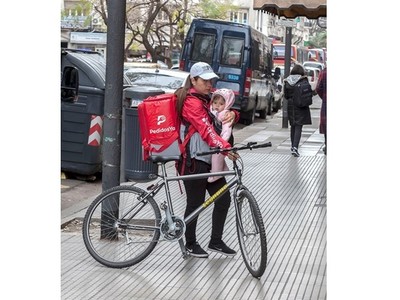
283, 64, 312, 157
316, 65, 327, 155
175, 62, 239, 258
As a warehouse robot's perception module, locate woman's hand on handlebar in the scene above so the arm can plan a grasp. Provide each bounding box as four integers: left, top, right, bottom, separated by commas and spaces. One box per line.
227, 151, 240, 161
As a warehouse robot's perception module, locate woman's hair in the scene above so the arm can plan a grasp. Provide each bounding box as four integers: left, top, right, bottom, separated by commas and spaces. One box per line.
290, 64, 305, 76
175, 75, 193, 116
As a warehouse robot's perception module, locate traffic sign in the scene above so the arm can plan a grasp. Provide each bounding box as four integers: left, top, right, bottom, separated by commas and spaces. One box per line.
276, 19, 295, 27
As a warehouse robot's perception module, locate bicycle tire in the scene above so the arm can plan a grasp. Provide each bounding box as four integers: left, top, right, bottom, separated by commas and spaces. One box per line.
235, 189, 267, 278
82, 185, 161, 268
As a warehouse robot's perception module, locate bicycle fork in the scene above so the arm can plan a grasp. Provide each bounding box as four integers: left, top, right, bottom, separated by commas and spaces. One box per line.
158, 163, 189, 259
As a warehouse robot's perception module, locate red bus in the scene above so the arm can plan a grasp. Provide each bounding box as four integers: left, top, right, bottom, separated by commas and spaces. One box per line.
272, 43, 308, 68
306, 48, 326, 64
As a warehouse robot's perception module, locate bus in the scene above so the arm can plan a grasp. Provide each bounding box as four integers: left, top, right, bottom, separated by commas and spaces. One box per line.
306, 48, 326, 64
272, 43, 308, 68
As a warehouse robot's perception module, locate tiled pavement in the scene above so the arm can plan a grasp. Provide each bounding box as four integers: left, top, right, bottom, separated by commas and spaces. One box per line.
61, 96, 327, 299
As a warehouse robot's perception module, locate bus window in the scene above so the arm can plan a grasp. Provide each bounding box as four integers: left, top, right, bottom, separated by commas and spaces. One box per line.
273, 45, 285, 58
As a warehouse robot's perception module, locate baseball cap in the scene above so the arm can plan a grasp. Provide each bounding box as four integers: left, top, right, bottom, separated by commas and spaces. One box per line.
190, 62, 219, 80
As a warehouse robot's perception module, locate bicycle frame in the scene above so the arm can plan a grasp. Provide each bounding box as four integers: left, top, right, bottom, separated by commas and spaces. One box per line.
130, 159, 245, 257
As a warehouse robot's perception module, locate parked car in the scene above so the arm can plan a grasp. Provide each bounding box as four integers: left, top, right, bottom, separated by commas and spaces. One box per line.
303, 61, 325, 71
124, 68, 190, 96
304, 66, 320, 91
123, 62, 162, 71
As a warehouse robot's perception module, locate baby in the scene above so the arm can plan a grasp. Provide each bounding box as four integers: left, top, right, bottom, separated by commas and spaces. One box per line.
208, 88, 235, 183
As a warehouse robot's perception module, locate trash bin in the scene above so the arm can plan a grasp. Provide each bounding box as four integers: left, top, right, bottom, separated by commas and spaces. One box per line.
123, 86, 165, 182
61, 49, 131, 176
61, 97, 104, 175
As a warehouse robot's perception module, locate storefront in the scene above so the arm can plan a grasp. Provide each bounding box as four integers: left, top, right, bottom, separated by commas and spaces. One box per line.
67, 32, 107, 56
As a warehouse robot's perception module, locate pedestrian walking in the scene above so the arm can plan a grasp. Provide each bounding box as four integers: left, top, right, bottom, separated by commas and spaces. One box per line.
283, 64, 312, 157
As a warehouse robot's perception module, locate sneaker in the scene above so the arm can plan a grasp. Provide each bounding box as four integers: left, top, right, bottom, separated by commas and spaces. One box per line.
208, 241, 237, 256
185, 242, 209, 258
292, 147, 300, 157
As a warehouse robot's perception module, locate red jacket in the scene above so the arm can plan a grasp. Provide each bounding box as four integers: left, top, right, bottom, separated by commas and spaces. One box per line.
181, 88, 239, 151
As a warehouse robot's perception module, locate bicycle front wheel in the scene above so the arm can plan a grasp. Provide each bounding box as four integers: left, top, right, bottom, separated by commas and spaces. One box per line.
235, 189, 267, 278
82, 185, 161, 268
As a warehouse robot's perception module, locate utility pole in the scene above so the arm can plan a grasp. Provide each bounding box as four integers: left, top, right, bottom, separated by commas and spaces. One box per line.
100, 0, 126, 239
275, 18, 295, 129
282, 26, 292, 129
102, 0, 126, 192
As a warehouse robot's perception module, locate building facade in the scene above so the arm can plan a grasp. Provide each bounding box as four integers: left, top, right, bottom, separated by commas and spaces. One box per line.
61, 0, 311, 58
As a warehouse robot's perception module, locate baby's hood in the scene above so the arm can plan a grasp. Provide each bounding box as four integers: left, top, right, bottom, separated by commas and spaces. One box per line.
211, 88, 235, 110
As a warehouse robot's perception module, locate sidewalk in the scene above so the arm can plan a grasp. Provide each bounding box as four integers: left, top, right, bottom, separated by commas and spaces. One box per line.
61, 96, 326, 299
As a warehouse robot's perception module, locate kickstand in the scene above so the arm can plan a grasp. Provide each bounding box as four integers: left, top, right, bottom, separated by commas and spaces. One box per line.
178, 239, 189, 259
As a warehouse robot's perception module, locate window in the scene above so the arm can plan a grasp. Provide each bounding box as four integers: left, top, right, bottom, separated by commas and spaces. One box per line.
221, 37, 244, 67
229, 10, 249, 24
190, 33, 215, 64
273, 45, 285, 58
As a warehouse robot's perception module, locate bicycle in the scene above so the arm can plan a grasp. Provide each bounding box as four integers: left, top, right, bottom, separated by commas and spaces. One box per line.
82, 141, 272, 278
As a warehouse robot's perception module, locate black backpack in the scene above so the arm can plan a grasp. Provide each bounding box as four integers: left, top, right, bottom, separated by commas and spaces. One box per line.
293, 80, 313, 107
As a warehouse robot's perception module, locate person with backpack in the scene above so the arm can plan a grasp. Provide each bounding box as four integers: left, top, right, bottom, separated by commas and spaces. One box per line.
207, 88, 235, 183
283, 64, 312, 157
175, 62, 239, 258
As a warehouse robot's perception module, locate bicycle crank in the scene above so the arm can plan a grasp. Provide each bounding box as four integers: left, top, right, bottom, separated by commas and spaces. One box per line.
160, 216, 186, 241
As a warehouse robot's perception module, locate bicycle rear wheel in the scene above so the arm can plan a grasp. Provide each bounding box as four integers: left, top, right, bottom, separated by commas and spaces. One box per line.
235, 189, 267, 278
82, 185, 161, 268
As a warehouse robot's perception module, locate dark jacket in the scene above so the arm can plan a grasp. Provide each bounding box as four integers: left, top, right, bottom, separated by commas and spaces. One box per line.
316, 68, 327, 134
284, 75, 312, 126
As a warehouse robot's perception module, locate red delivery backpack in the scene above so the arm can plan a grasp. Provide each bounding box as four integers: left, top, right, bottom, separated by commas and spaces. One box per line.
138, 93, 195, 161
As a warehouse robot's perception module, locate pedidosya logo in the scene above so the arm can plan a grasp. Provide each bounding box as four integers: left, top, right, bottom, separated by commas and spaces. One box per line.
157, 115, 166, 125
150, 115, 175, 134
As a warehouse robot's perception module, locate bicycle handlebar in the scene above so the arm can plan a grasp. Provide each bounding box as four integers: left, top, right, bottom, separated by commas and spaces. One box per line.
196, 141, 272, 156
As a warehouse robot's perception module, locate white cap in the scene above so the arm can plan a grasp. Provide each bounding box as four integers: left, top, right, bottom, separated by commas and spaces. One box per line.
190, 62, 219, 80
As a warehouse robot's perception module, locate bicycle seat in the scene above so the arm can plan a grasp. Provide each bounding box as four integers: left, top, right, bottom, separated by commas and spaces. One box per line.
149, 155, 181, 163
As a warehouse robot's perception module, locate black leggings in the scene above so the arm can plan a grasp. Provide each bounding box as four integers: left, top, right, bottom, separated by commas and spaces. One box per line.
178, 159, 231, 245
290, 124, 303, 148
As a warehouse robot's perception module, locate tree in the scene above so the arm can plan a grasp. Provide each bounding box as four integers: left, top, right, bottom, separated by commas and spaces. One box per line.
306, 19, 327, 48
68, 0, 238, 66
194, 0, 237, 19
308, 31, 327, 48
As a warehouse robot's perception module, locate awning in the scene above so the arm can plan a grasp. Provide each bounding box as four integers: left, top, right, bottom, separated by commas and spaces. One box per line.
253, 0, 327, 19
